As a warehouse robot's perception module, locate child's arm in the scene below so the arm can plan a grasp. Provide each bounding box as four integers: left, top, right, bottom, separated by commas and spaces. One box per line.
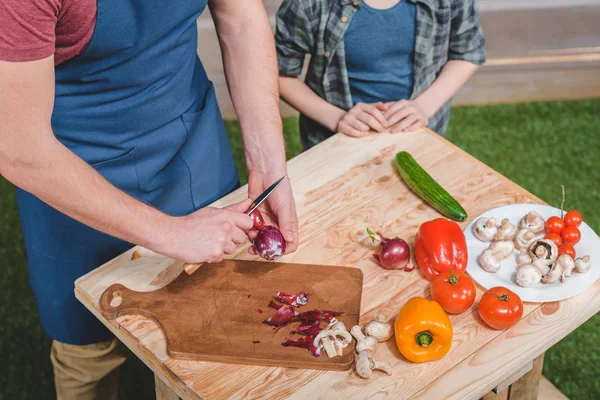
385, 0, 486, 133
384, 60, 478, 133
275, 0, 387, 136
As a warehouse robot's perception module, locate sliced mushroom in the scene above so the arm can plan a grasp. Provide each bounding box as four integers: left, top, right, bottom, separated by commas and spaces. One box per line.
556, 255, 575, 282
542, 262, 563, 284
517, 249, 533, 266
313, 319, 353, 358
515, 229, 538, 252
515, 264, 542, 288
488, 240, 515, 260
574, 256, 591, 273
363, 314, 394, 342
495, 219, 518, 241
473, 217, 498, 242
479, 249, 501, 273
519, 211, 545, 233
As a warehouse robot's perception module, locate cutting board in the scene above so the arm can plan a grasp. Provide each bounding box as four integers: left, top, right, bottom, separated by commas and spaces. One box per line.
99, 260, 363, 370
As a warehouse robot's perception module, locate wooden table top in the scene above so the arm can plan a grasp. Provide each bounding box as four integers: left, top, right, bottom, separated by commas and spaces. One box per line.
75, 129, 600, 400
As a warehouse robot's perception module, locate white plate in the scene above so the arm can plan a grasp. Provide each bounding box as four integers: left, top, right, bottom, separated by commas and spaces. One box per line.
465, 204, 599, 303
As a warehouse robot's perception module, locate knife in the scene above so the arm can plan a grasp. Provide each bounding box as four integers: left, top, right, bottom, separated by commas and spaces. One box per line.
184, 174, 287, 275
245, 174, 287, 215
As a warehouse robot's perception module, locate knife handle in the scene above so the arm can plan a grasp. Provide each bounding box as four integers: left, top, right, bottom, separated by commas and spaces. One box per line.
183, 263, 202, 275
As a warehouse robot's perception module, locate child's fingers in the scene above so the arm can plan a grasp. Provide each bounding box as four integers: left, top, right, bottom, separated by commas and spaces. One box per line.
391, 115, 418, 133
338, 121, 369, 137
357, 111, 385, 132
359, 103, 387, 129
383, 100, 409, 119
375, 102, 390, 112
347, 117, 370, 132
386, 107, 415, 127
405, 121, 424, 132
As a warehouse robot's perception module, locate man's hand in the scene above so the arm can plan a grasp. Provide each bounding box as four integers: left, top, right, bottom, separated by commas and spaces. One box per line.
247, 171, 298, 254
383, 100, 429, 133
337, 102, 389, 137
161, 200, 254, 264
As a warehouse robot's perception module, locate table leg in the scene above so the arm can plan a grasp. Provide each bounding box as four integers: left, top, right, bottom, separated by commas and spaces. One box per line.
506, 353, 545, 400
155, 374, 180, 400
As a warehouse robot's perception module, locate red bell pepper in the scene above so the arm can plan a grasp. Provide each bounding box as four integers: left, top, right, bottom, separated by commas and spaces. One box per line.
415, 218, 468, 280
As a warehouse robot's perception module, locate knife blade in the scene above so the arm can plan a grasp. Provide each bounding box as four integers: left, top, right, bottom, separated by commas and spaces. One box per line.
245, 175, 287, 215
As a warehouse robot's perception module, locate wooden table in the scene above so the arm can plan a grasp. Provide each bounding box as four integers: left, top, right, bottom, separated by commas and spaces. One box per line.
75, 129, 599, 399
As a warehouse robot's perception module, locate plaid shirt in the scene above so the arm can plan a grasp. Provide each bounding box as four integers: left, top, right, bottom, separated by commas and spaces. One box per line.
276, 0, 486, 148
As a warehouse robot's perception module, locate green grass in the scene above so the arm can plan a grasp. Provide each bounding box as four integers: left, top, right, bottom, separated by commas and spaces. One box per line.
1, 99, 599, 399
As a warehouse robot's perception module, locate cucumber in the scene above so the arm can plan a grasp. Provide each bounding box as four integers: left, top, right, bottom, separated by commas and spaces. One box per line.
395, 151, 468, 222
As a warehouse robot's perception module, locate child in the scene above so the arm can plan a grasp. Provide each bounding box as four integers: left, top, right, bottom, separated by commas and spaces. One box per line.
275, 0, 486, 149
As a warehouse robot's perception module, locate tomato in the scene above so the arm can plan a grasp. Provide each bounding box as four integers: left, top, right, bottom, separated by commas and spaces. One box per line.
545, 216, 564, 234
544, 233, 562, 248
558, 244, 576, 259
478, 286, 523, 330
564, 210, 583, 228
561, 226, 581, 244
431, 270, 476, 314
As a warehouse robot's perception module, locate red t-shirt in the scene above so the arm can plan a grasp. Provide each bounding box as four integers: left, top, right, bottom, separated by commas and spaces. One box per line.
0, 0, 96, 65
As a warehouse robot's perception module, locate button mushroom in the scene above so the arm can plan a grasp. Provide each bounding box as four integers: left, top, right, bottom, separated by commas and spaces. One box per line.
478, 249, 501, 273
528, 239, 558, 276
517, 249, 533, 266
515, 264, 542, 288
574, 256, 591, 273
488, 240, 515, 260
542, 261, 563, 284
495, 219, 518, 241
515, 228, 537, 252
519, 211, 545, 233
363, 314, 394, 342
350, 325, 391, 379
556, 255, 575, 281
473, 217, 498, 242
313, 318, 352, 358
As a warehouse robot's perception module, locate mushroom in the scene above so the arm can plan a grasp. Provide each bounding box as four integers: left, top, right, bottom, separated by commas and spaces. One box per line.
495, 219, 518, 241
488, 240, 515, 260
556, 255, 575, 281
313, 319, 353, 358
478, 250, 501, 273
354, 350, 392, 379
574, 256, 591, 273
528, 239, 558, 275
542, 262, 563, 284
515, 229, 538, 252
515, 264, 542, 288
519, 211, 545, 233
351, 325, 391, 379
473, 217, 498, 242
363, 314, 394, 342
517, 249, 533, 266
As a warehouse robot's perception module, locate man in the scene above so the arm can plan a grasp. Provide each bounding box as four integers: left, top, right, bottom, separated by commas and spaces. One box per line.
0, 0, 298, 398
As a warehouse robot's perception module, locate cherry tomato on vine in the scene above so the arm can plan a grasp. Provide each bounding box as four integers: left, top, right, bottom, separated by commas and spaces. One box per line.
561, 226, 581, 244
544, 233, 562, 248
431, 270, 476, 314
564, 210, 583, 228
558, 244, 576, 259
478, 286, 523, 330
545, 216, 564, 234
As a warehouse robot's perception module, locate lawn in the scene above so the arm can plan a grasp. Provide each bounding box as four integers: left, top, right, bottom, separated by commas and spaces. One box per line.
0, 99, 598, 399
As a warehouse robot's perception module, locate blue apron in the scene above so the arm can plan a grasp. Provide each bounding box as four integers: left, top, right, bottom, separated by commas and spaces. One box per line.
15, 0, 238, 345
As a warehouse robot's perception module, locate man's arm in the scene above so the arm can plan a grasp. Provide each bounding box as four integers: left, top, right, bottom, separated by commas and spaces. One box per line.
0, 57, 252, 263
210, 0, 298, 252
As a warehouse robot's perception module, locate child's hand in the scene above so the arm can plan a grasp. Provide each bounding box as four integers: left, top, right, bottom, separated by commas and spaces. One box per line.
383, 100, 428, 133
337, 102, 389, 137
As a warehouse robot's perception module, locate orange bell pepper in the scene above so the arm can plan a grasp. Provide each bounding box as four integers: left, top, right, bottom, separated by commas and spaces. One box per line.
394, 297, 453, 363
415, 218, 468, 280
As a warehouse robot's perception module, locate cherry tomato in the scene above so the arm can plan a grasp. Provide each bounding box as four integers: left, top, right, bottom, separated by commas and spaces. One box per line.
478, 286, 523, 330
431, 270, 476, 314
558, 244, 576, 259
545, 216, 564, 234
563, 210, 583, 228
561, 226, 581, 244
544, 233, 562, 248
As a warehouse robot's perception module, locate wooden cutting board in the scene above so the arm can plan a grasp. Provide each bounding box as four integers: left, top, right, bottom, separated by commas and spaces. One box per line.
99, 260, 363, 370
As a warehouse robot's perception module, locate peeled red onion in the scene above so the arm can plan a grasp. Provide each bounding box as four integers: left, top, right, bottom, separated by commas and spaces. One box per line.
250, 209, 286, 260
366, 228, 412, 271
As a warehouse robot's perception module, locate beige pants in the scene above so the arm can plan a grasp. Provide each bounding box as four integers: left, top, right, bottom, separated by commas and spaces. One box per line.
51, 338, 127, 400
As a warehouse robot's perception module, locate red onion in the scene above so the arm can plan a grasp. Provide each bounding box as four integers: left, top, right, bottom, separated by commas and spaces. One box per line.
250, 210, 286, 260
366, 228, 412, 271
275, 291, 309, 307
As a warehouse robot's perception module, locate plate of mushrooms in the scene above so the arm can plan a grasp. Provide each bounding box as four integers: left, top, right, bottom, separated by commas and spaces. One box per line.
465, 204, 599, 302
